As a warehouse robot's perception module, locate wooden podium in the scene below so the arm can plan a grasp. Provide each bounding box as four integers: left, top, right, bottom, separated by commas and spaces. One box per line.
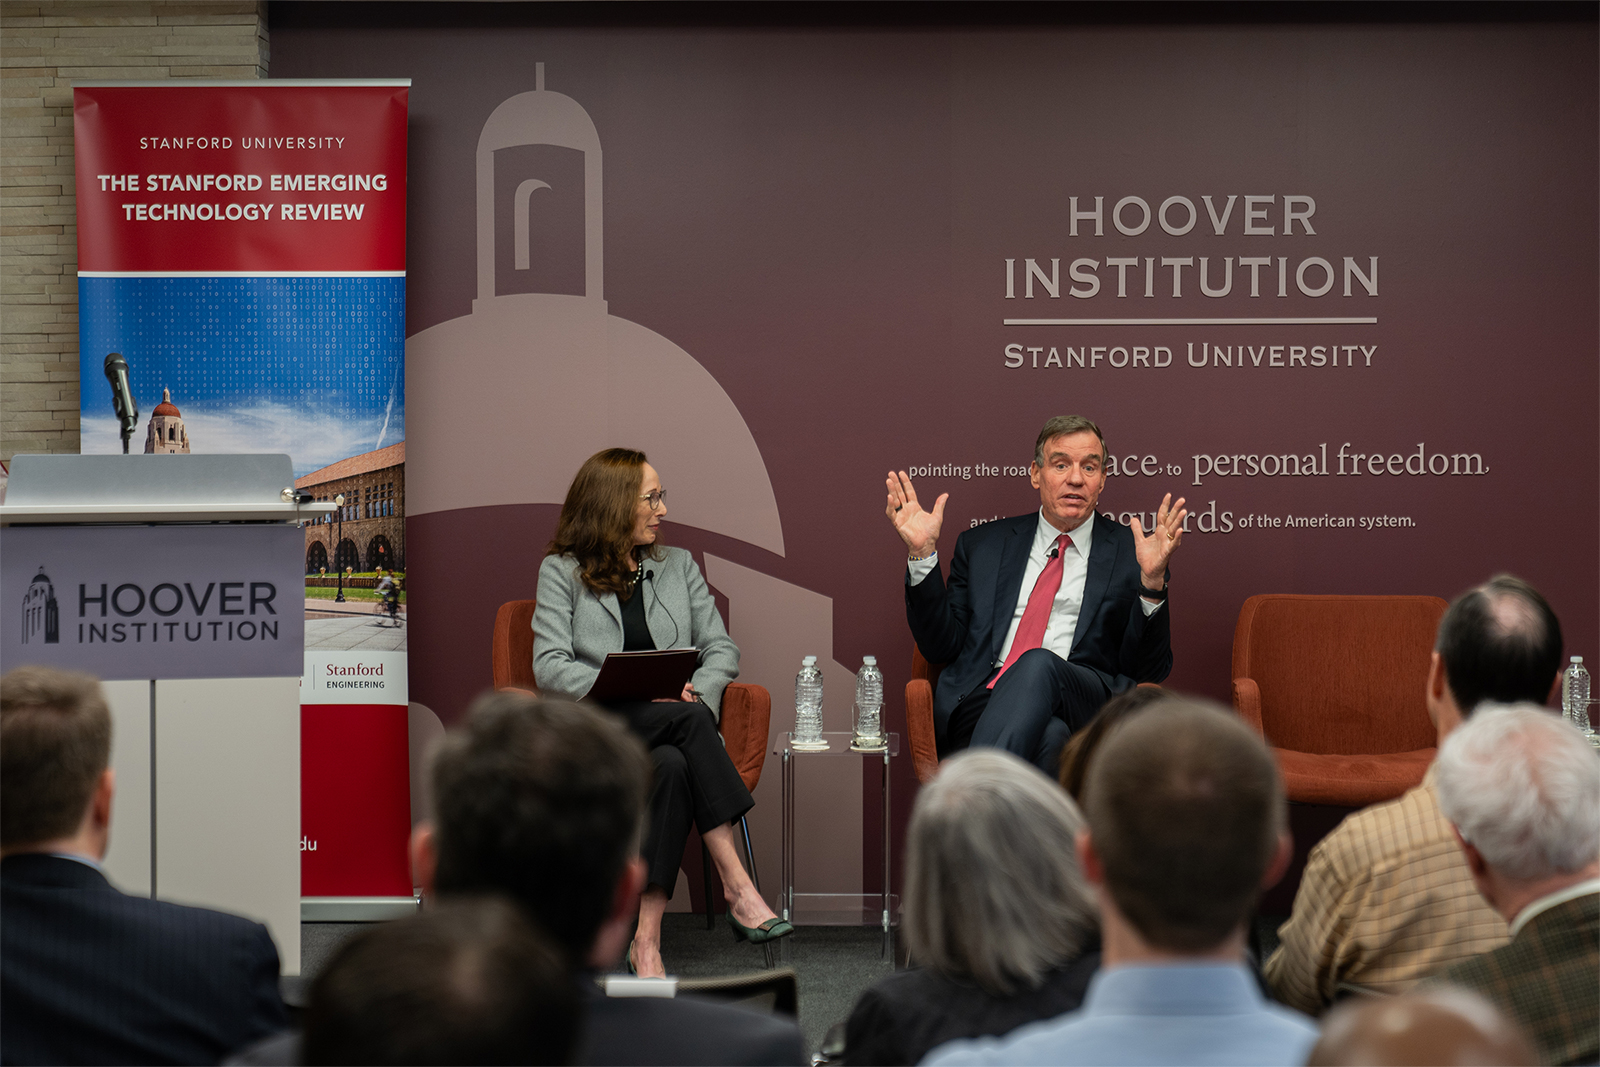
0, 453, 333, 974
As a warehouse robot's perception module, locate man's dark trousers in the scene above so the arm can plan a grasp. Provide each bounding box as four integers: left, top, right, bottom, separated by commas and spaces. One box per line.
906, 511, 1171, 773
944, 648, 1113, 772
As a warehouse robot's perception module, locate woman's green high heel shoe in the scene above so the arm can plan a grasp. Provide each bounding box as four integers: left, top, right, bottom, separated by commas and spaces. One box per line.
727, 912, 794, 944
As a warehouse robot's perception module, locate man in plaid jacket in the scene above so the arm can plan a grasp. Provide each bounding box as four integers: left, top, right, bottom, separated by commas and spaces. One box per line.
1431, 703, 1600, 1067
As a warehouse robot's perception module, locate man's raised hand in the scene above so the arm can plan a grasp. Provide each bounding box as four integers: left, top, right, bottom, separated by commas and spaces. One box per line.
1129, 492, 1187, 590
885, 470, 947, 558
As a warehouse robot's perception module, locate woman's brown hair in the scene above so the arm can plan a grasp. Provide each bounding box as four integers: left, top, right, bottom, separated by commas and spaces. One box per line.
547, 448, 662, 598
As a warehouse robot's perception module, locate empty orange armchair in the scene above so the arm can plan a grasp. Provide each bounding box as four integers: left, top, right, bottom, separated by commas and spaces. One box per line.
1231, 594, 1446, 808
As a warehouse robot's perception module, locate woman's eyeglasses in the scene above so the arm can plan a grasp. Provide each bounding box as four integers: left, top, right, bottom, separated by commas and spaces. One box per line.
640, 489, 667, 511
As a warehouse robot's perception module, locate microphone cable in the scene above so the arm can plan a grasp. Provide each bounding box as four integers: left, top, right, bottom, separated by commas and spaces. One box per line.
641, 567, 682, 649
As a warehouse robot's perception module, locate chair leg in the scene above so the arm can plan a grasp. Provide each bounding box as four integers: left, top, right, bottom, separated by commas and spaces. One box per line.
702, 838, 715, 931
740, 814, 761, 894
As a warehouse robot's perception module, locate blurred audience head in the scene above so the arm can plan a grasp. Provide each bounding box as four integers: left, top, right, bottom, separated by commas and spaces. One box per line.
1435, 702, 1600, 906
420, 691, 650, 961
1058, 684, 1167, 801
1307, 987, 1537, 1066
1435, 575, 1562, 716
1, 667, 112, 855
1081, 697, 1287, 954
303, 896, 579, 1066
904, 749, 1096, 996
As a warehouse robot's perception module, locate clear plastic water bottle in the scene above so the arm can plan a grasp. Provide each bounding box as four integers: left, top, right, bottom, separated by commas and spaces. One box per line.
793, 655, 828, 750
1562, 656, 1592, 736
852, 655, 885, 750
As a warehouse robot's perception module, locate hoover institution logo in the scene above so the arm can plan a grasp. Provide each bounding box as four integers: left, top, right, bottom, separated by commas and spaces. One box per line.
22, 569, 60, 645
71, 577, 283, 645
2, 524, 304, 681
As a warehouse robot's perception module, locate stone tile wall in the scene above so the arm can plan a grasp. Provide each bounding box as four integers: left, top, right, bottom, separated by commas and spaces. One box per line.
0, 1, 267, 462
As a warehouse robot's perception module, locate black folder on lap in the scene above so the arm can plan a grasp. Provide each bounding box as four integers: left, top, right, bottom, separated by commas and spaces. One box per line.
586, 649, 700, 703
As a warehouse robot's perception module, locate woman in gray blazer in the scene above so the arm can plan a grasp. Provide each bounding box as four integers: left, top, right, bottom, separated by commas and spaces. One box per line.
534, 448, 792, 978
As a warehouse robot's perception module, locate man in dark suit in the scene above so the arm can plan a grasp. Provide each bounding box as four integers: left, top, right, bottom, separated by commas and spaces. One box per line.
409, 691, 805, 1067
1, 666, 286, 1065
887, 415, 1183, 771
1430, 702, 1600, 1067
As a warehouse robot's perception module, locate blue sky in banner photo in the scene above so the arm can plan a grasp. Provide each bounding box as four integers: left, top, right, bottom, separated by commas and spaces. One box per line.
77, 276, 406, 476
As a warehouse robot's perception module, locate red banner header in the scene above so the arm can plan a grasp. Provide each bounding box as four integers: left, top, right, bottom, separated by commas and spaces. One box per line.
74, 83, 408, 273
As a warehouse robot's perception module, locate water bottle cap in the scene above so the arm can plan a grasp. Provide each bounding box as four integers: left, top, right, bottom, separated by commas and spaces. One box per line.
1574, 656, 1585, 663
803, 655, 817, 666
863, 656, 876, 666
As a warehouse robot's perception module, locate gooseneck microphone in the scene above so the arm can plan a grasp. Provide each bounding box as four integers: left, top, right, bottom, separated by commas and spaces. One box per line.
103, 352, 138, 454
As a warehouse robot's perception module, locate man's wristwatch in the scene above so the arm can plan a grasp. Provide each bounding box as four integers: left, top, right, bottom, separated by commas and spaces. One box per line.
1140, 581, 1168, 601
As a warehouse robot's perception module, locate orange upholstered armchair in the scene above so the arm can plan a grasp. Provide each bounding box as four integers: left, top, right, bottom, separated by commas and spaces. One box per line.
1231, 594, 1447, 808
905, 647, 945, 784
491, 599, 772, 919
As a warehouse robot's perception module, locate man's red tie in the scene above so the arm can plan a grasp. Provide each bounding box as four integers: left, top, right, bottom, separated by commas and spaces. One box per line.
989, 532, 1071, 688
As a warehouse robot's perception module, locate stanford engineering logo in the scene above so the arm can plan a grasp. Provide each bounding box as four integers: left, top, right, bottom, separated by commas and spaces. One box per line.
22, 569, 60, 644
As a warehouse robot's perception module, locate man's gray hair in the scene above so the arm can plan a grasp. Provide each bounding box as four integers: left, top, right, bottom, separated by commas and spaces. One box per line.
1034, 415, 1106, 467
1435, 702, 1600, 880
902, 749, 1096, 996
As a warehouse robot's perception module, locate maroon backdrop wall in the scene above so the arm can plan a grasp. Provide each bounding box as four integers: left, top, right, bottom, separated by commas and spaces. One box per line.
273, 6, 1600, 897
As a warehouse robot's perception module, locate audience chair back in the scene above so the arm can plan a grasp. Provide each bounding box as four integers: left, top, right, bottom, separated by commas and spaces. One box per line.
674, 967, 799, 1017
1231, 594, 1446, 807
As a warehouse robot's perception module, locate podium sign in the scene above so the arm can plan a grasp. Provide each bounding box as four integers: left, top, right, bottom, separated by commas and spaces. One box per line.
0, 454, 316, 972
1, 525, 303, 680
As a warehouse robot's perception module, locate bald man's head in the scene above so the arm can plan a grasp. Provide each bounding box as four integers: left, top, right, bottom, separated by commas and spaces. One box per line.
1435, 575, 1562, 714
1308, 988, 1536, 1067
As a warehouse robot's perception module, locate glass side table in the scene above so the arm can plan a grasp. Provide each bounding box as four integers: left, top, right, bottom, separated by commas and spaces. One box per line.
773, 731, 900, 959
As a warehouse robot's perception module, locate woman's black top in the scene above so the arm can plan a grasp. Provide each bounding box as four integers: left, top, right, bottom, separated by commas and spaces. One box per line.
619, 582, 654, 652
842, 949, 1101, 1066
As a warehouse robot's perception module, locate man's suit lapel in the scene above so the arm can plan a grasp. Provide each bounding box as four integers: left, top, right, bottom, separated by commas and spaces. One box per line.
1072, 513, 1118, 653
990, 516, 1033, 660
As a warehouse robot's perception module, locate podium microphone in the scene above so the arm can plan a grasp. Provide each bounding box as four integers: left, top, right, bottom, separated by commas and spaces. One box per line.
103, 352, 138, 454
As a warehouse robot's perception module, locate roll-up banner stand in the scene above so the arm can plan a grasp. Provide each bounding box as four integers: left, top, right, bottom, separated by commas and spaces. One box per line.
73, 81, 416, 916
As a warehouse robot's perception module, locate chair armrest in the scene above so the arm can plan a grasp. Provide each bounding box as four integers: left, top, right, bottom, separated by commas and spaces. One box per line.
905, 679, 941, 785
719, 683, 771, 793
1232, 677, 1264, 735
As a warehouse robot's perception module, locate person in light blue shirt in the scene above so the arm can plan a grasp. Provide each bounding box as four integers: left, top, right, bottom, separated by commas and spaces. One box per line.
925, 698, 1318, 1067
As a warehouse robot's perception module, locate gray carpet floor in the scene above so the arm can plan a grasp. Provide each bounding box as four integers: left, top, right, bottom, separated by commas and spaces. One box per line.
302, 913, 896, 1056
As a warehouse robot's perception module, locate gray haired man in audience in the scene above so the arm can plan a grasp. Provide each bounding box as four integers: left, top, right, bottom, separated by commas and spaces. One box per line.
925, 698, 1317, 1066
410, 692, 804, 1067
1429, 703, 1600, 1067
